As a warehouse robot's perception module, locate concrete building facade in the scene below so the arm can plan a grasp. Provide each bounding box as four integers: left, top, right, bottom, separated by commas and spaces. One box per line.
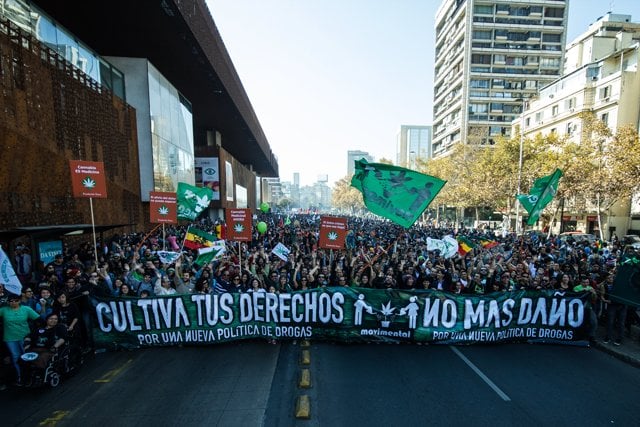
517, 13, 640, 236
433, 0, 568, 158
347, 150, 374, 175
396, 125, 432, 169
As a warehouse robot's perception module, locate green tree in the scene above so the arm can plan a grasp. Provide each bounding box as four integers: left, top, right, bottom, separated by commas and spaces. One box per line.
331, 176, 364, 212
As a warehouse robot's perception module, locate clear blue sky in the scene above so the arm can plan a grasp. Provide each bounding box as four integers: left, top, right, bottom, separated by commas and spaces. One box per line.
207, 0, 640, 187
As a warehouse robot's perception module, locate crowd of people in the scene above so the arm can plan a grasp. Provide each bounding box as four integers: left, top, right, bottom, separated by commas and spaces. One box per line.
1, 213, 639, 389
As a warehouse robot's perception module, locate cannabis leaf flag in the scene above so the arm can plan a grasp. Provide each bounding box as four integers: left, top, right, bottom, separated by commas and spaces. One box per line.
350, 159, 446, 228
271, 242, 291, 261
177, 182, 214, 221
426, 236, 459, 259
194, 241, 226, 266
516, 169, 563, 226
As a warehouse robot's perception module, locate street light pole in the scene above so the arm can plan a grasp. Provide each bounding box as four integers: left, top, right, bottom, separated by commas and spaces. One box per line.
515, 98, 525, 234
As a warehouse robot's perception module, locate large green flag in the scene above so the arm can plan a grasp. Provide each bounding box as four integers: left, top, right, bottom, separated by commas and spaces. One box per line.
350, 159, 446, 228
177, 182, 214, 221
516, 168, 563, 226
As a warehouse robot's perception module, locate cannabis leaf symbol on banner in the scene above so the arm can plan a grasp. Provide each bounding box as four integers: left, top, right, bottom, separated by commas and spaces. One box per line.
234, 223, 245, 233
327, 231, 338, 241
158, 205, 169, 215
82, 177, 96, 189
184, 189, 211, 213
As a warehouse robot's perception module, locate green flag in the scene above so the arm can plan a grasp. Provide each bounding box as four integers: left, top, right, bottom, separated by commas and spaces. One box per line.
350, 159, 446, 228
177, 182, 214, 221
194, 242, 226, 266
517, 168, 563, 226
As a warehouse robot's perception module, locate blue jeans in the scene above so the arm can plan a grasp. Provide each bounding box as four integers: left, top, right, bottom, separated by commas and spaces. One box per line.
4, 340, 25, 381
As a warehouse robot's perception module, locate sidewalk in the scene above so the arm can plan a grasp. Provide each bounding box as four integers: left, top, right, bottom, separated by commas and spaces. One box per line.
592, 323, 640, 369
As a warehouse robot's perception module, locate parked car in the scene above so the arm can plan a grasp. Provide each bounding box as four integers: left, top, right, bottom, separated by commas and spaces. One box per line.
558, 232, 597, 244
622, 234, 640, 249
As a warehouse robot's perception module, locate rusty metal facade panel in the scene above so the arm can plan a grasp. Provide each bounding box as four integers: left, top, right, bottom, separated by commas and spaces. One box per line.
0, 19, 144, 229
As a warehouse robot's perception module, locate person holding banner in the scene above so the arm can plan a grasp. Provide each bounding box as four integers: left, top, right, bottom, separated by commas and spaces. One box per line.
0, 294, 40, 385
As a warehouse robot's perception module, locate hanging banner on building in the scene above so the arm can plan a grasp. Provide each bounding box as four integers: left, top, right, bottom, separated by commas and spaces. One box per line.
194, 157, 220, 200
318, 216, 348, 249
91, 289, 590, 350
149, 191, 177, 224
69, 160, 107, 198
225, 209, 252, 241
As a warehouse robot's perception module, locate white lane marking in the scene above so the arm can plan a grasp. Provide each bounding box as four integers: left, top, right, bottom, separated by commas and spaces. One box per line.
450, 346, 511, 402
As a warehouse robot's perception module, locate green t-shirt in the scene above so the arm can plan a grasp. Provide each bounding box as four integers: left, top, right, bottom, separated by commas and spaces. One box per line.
0, 305, 40, 342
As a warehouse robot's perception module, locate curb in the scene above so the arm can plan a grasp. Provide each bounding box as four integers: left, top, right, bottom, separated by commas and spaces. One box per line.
592, 340, 640, 369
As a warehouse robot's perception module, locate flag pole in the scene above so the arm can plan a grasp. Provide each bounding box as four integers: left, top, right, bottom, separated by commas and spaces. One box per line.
89, 197, 98, 266
238, 241, 242, 275
162, 224, 166, 251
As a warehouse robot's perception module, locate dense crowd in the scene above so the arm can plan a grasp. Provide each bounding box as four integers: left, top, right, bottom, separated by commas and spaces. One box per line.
1, 213, 638, 389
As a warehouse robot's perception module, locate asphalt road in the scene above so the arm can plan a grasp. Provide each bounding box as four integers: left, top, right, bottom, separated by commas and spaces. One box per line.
307, 342, 640, 427
1, 341, 639, 426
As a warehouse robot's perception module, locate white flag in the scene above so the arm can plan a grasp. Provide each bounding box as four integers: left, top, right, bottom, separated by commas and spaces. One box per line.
0, 246, 22, 294
271, 242, 291, 261
441, 236, 459, 259
427, 236, 459, 259
198, 240, 226, 258
155, 251, 181, 265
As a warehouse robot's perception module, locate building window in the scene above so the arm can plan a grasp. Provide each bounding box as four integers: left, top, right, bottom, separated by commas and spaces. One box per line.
544, 7, 564, 18
600, 86, 611, 99
472, 54, 492, 64
473, 4, 493, 14
540, 57, 560, 68
473, 30, 492, 40
601, 113, 609, 126
470, 79, 490, 88
551, 105, 558, 116
542, 33, 562, 43
470, 103, 488, 114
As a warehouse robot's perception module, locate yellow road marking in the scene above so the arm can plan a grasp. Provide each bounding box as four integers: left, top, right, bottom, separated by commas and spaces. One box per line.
94, 358, 133, 383
295, 395, 311, 419
299, 368, 311, 388
39, 410, 70, 426
300, 349, 310, 366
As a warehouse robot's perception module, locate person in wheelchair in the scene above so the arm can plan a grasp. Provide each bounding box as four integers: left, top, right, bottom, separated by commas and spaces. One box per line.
21, 313, 67, 385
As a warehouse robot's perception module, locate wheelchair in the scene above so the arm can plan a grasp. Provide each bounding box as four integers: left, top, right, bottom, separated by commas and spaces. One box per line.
19, 342, 83, 388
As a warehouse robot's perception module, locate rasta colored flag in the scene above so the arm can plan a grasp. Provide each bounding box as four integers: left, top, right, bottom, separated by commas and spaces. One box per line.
183, 227, 217, 250
479, 238, 499, 249
350, 159, 446, 228
456, 236, 475, 255
516, 169, 563, 226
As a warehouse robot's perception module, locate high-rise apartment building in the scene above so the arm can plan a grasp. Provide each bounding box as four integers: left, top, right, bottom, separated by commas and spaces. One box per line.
432, 0, 569, 158
396, 125, 432, 168
517, 13, 640, 236
347, 150, 374, 175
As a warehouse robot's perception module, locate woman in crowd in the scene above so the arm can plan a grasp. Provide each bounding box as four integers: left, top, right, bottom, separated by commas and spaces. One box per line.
116, 283, 134, 297
0, 294, 40, 384
23, 312, 67, 371
53, 292, 80, 336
